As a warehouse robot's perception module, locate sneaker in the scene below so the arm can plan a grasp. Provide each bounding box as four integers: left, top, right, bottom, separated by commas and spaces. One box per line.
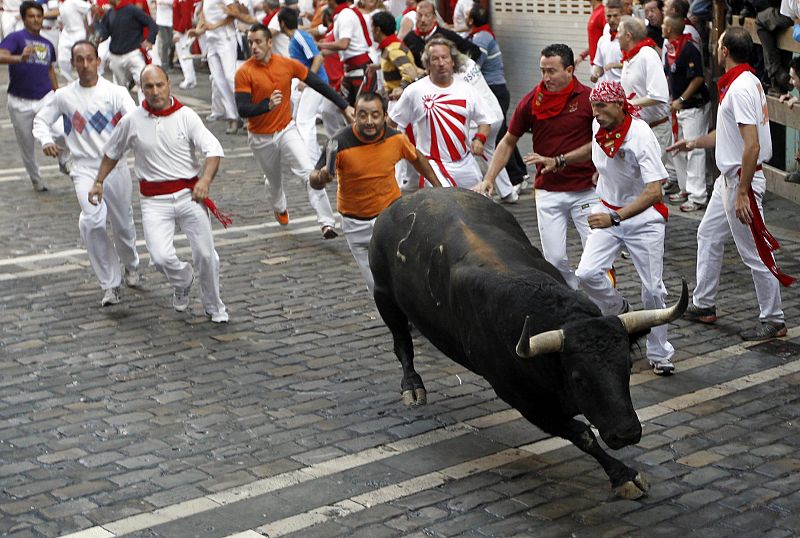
274, 209, 289, 226
123, 267, 140, 287
101, 286, 121, 306
32, 179, 49, 192
500, 190, 519, 204
684, 304, 717, 324
179, 80, 197, 89
225, 119, 242, 135
173, 278, 193, 312
668, 191, 688, 204
206, 310, 229, 323
650, 361, 676, 376
513, 179, 530, 195
740, 321, 787, 341
321, 225, 338, 239
205, 114, 221, 123
786, 171, 800, 184
59, 158, 74, 176
680, 201, 705, 212
662, 180, 680, 195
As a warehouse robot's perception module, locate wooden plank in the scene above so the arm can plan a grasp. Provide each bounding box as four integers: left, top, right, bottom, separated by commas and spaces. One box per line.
767, 94, 800, 130
728, 17, 800, 54
765, 164, 800, 204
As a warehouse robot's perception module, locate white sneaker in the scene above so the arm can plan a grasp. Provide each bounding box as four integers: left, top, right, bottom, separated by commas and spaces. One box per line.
500, 191, 519, 204
206, 310, 229, 323
179, 80, 197, 89
101, 286, 121, 306
59, 157, 74, 176
205, 114, 221, 123
123, 267, 140, 287
173, 278, 193, 312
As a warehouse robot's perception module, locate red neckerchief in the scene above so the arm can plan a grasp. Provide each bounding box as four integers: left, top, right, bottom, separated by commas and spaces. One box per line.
262, 8, 278, 26
143, 96, 184, 116
377, 34, 401, 50
330, 3, 372, 46
402, 5, 415, 15
665, 33, 691, 68
595, 113, 632, 158
609, 30, 617, 40
717, 63, 756, 103
414, 23, 437, 38
621, 37, 657, 63
531, 77, 576, 120
469, 24, 494, 38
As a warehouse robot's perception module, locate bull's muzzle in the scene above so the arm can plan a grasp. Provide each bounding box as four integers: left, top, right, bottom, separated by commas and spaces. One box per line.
516, 278, 689, 358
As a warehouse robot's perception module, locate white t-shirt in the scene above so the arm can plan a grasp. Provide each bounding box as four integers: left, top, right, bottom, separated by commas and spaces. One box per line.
390, 75, 492, 164
59, 0, 91, 36
620, 45, 670, 124
715, 70, 772, 178
594, 34, 622, 82
457, 58, 502, 125
203, 0, 236, 40
33, 77, 136, 168
452, 0, 472, 37
104, 101, 225, 181
156, 0, 174, 26
333, 6, 371, 60
781, 0, 800, 19
592, 116, 667, 207
267, 15, 290, 57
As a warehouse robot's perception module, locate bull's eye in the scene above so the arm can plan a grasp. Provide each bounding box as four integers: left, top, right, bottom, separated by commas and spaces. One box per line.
571, 371, 585, 386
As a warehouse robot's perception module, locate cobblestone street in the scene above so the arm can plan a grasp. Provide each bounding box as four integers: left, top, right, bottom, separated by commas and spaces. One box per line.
2, 71, 800, 538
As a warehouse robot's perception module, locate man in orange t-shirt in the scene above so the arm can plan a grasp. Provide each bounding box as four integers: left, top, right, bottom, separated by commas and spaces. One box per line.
235, 23, 354, 238
309, 92, 440, 293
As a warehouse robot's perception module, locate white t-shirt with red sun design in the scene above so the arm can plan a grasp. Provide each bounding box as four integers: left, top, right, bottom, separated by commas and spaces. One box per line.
390, 75, 492, 166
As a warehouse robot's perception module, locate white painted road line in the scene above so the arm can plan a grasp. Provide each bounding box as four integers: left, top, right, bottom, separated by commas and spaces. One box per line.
58, 348, 800, 538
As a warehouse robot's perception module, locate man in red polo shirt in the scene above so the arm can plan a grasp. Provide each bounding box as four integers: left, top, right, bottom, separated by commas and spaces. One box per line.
473, 44, 596, 290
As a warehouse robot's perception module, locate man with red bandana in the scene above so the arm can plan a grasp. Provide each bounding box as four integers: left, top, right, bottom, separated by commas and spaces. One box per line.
537, 80, 675, 376
474, 43, 596, 291
669, 27, 792, 341
89, 65, 231, 323
318, 0, 375, 106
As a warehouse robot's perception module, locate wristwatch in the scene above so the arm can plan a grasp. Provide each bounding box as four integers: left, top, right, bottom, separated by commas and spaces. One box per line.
609, 211, 622, 226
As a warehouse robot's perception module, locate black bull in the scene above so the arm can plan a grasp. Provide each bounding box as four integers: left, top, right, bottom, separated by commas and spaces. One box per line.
368, 189, 687, 499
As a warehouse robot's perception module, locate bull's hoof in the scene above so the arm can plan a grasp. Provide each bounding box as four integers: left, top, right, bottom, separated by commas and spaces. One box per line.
614, 472, 649, 500
402, 388, 427, 406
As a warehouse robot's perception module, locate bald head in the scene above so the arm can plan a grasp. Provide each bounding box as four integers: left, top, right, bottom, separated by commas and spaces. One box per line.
140, 65, 172, 111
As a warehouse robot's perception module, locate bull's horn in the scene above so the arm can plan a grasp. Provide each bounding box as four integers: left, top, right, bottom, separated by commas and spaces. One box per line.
516, 315, 565, 358
618, 278, 689, 334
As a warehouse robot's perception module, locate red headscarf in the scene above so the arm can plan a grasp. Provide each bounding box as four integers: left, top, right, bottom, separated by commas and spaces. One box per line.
589, 81, 639, 158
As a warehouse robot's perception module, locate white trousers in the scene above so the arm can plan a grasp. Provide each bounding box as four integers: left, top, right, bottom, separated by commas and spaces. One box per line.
576, 205, 674, 364
108, 49, 147, 99
535, 188, 597, 290
206, 35, 238, 121
342, 216, 376, 294
175, 32, 196, 85
73, 164, 139, 289
693, 172, 783, 322
8, 93, 67, 189
248, 123, 335, 227
470, 118, 514, 198
1, 12, 22, 39
58, 30, 86, 82
140, 189, 227, 317
427, 153, 482, 189
320, 98, 347, 138
672, 104, 710, 205
294, 87, 323, 165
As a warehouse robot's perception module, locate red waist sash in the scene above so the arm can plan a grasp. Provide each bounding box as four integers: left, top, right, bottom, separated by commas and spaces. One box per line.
140, 177, 233, 228
601, 198, 668, 222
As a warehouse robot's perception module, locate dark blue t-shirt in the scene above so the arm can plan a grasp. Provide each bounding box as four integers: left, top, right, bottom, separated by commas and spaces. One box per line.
0, 29, 55, 100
